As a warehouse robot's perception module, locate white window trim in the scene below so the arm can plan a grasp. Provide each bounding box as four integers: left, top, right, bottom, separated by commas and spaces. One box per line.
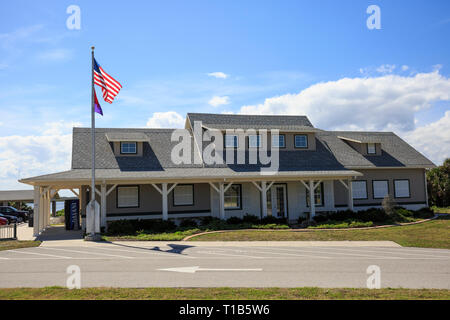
352, 181, 367, 199
373, 180, 389, 199
367, 143, 376, 154
224, 185, 242, 210
272, 134, 285, 148
121, 142, 137, 154
249, 135, 261, 148
173, 185, 194, 206
394, 180, 410, 198
117, 186, 139, 208
294, 135, 308, 148
225, 134, 238, 148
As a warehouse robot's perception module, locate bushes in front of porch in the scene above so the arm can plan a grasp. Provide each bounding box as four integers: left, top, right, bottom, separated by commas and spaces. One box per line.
105, 214, 290, 240
306, 207, 435, 229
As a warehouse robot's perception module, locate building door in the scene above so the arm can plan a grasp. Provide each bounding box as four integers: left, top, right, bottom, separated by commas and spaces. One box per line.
267, 184, 287, 218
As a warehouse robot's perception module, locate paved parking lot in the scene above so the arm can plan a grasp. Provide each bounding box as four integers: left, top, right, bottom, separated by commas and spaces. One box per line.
0, 242, 449, 288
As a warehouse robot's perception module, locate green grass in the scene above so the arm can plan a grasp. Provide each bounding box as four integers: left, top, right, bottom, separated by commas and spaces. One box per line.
0, 240, 41, 251
309, 220, 374, 229
432, 206, 450, 214
189, 219, 450, 249
0, 287, 448, 300
104, 223, 290, 241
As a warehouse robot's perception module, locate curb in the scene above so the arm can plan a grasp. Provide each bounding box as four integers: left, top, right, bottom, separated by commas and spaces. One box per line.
182, 216, 438, 241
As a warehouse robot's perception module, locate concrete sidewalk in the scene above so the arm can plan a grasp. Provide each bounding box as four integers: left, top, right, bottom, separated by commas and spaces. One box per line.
40, 240, 401, 247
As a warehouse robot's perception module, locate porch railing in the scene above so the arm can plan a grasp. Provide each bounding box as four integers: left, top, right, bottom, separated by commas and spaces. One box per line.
0, 223, 17, 240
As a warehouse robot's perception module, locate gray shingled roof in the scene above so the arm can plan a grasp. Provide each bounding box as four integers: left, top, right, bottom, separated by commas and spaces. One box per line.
319, 131, 435, 168
21, 113, 435, 184
188, 113, 316, 131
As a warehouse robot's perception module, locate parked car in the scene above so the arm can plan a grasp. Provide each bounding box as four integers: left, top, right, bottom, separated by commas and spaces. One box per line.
0, 216, 7, 225
0, 213, 19, 224
0, 206, 28, 222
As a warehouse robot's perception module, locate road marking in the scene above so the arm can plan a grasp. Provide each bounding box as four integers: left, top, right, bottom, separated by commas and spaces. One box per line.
197, 250, 265, 259
158, 266, 263, 273
242, 248, 332, 259
38, 247, 134, 259
323, 247, 450, 259
263, 247, 402, 259
8, 250, 72, 259
90, 246, 194, 258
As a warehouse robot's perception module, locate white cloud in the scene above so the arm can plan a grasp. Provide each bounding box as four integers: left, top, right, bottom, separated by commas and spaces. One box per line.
0, 120, 79, 190
401, 65, 409, 71
36, 49, 72, 62
402, 111, 450, 165
207, 72, 229, 79
239, 71, 450, 164
208, 95, 230, 107
376, 64, 396, 74
146, 111, 185, 128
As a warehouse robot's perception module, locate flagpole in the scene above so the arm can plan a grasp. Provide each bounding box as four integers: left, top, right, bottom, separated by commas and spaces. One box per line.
89, 46, 97, 240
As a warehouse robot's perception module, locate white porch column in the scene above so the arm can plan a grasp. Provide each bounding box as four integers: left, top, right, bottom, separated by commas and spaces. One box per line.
33, 186, 40, 237
101, 183, 107, 230
162, 183, 168, 221
348, 178, 354, 211
39, 189, 45, 232
219, 182, 225, 220
261, 181, 268, 218
309, 180, 316, 219
46, 189, 51, 228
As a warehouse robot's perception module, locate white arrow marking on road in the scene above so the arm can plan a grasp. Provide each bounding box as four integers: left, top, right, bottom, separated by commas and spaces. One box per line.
158, 266, 263, 273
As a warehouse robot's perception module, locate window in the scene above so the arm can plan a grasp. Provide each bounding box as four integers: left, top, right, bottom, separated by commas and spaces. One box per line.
295, 135, 308, 148
248, 135, 261, 148
372, 180, 389, 199
352, 181, 368, 199
225, 135, 238, 148
120, 142, 137, 154
173, 185, 194, 206
224, 184, 242, 210
394, 180, 410, 198
117, 186, 139, 208
271, 134, 285, 148
367, 143, 376, 154
306, 182, 324, 207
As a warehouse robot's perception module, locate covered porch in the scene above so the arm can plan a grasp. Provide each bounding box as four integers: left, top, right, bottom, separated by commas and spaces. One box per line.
20, 169, 362, 238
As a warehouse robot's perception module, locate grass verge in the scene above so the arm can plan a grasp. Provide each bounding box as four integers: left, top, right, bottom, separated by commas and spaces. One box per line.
0, 287, 448, 300
189, 219, 450, 249
0, 240, 41, 251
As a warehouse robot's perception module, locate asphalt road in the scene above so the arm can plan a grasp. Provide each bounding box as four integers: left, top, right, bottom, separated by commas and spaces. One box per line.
0, 242, 449, 289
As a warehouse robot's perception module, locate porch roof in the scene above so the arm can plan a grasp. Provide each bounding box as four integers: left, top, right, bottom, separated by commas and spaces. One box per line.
19, 168, 362, 186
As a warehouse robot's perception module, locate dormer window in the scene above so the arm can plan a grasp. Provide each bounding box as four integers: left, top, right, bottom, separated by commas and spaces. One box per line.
249, 135, 261, 148
225, 134, 238, 148
120, 142, 137, 154
367, 143, 376, 154
295, 135, 308, 148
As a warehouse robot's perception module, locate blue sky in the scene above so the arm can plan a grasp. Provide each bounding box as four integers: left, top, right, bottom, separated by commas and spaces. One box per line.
0, 0, 449, 189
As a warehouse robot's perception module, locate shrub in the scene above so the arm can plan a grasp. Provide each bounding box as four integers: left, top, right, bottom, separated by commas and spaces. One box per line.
226, 216, 243, 225
297, 216, 308, 224
382, 195, 397, 217
179, 218, 198, 229
242, 214, 260, 224
260, 216, 286, 224
413, 207, 434, 219
395, 207, 413, 218
199, 216, 218, 226
107, 219, 177, 235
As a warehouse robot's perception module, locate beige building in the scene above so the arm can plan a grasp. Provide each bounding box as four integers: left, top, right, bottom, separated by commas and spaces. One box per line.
20, 113, 435, 236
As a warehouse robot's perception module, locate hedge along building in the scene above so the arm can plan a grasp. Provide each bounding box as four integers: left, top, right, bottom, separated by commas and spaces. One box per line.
20, 113, 435, 237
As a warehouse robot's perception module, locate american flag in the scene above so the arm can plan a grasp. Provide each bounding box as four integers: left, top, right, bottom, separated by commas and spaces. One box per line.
93, 58, 122, 103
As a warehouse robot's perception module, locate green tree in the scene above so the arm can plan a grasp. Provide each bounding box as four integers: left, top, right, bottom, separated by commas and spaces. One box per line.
427, 158, 450, 207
